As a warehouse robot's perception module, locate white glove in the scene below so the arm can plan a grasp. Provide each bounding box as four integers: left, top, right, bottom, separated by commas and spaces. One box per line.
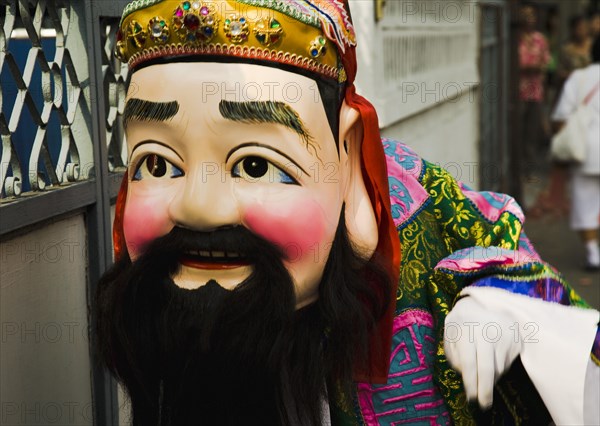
448, 286, 599, 423
443, 296, 522, 408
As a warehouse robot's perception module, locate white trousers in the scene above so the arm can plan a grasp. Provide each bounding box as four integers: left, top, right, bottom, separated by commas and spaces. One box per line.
571, 172, 600, 231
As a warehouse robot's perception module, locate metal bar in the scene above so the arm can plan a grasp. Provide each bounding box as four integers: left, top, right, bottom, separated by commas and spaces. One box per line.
507, 0, 523, 204
108, 171, 125, 202
0, 180, 96, 236
82, 0, 120, 424
498, 1, 509, 193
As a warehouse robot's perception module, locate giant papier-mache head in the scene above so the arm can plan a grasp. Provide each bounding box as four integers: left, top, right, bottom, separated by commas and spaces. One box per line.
112, 0, 400, 385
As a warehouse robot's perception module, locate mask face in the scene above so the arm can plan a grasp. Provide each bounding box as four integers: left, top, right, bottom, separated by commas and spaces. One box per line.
123, 61, 345, 308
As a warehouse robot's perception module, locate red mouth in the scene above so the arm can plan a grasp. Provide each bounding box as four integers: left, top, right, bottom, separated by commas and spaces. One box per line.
179, 253, 250, 270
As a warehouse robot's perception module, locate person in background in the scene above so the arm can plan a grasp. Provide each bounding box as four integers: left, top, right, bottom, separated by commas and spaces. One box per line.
543, 6, 561, 149
558, 15, 592, 87
530, 15, 592, 219
552, 37, 600, 271
545, 6, 560, 91
589, 10, 600, 39
519, 3, 551, 175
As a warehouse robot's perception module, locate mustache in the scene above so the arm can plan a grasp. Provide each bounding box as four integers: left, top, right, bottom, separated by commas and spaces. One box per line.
132, 225, 287, 271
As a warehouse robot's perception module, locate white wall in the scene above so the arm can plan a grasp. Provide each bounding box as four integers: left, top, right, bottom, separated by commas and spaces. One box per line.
350, 0, 482, 188
0, 215, 92, 425
381, 90, 480, 188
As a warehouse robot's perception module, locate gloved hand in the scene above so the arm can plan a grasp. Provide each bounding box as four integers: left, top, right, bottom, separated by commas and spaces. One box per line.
443, 296, 522, 408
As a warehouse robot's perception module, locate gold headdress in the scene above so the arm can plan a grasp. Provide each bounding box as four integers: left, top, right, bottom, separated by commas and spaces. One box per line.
116, 0, 357, 82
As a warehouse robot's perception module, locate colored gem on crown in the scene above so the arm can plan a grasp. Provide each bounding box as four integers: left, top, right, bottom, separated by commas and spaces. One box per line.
128, 20, 147, 48
309, 35, 327, 58
173, 2, 218, 43
230, 22, 242, 35
224, 15, 249, 43
149, 16, 169, 43
254, 17, 283, 46
184, 13, 200, 31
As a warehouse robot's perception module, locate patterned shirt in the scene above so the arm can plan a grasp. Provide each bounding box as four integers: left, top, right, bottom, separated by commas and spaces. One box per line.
519, 32, 551, 102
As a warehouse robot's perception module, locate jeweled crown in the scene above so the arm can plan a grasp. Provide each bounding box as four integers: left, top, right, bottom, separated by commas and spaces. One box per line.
117, 0, 356, 82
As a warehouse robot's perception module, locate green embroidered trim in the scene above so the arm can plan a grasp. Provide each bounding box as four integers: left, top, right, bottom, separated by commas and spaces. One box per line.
236, 0, 321, 28
121, 0, 164, 24
121, 0, 321, 28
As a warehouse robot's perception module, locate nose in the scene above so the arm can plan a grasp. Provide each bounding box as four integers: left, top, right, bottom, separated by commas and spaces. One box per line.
168, 162, 240, 231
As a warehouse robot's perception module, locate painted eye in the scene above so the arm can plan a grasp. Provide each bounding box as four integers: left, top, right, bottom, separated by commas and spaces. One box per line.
132, 154, 184, 181
232, 156, 297, 184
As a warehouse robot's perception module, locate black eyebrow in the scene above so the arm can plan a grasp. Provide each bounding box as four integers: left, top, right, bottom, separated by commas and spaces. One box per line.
218, 100, 319, 158
123, 98, 180, 130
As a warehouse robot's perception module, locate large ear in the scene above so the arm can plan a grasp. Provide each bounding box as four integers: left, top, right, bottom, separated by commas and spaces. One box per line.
339, 101, 379, 259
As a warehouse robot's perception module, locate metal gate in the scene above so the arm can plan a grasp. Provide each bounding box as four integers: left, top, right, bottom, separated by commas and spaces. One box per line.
479, 0, 509, 192
1, 1, 128, 424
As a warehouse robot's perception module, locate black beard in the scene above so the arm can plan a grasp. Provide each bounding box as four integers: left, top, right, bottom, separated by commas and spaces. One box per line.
95, 218, 392, 426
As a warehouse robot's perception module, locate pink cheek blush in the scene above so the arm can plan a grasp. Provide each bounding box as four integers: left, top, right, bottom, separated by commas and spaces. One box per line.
123, 195, 174, 259
243, 198, 328, 262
